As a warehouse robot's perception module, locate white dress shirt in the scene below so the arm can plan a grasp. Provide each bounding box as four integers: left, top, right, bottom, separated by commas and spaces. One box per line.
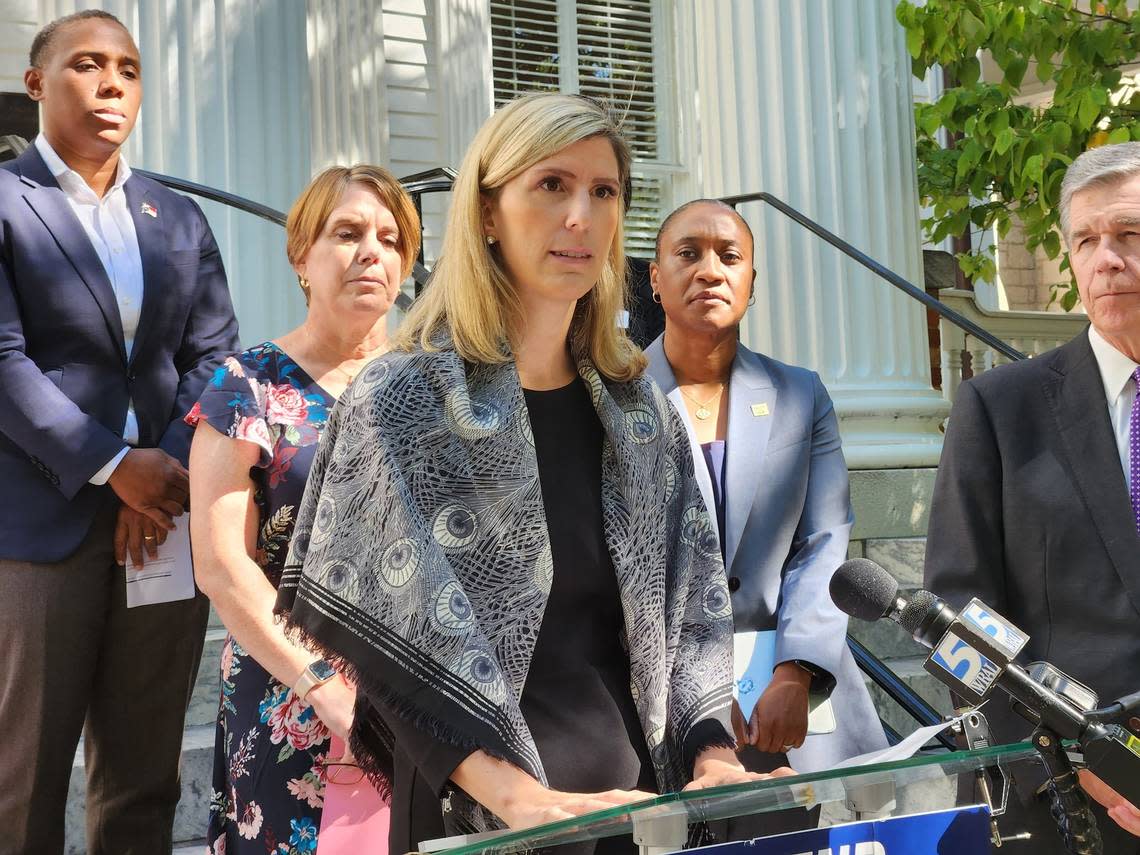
1087, 324, 1140, 492
34, 135, 142, 484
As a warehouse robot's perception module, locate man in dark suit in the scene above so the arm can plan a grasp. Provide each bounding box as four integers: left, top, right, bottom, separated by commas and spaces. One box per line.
926, 142, 1140, 852
0, 10, 239, 853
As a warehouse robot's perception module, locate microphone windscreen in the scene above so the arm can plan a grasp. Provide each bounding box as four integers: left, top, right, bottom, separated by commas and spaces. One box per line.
898, 589, 940, 635
829, 558, 899, 622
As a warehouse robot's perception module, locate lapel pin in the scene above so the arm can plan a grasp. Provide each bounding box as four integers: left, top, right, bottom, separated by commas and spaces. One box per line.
140, 202, 158, 218
750, 402, 770, 417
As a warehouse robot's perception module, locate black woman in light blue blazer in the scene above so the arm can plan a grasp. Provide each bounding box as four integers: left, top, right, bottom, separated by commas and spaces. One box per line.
645, 199, 887, 774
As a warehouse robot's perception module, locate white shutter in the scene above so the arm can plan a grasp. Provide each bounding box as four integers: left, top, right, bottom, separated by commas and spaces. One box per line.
574, 0, 657, 162
491, 0, 561, 105
489, 0, 668, 257
575, 0, 659, 257
625, 172, 663, 258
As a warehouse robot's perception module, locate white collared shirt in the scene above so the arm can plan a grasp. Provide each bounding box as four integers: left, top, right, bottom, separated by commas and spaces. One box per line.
1087, 325, 1140, 491
35, 135, 141, 483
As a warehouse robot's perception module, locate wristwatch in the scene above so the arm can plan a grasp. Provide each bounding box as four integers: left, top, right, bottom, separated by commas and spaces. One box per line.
294, 659, 337, 701
790, 659, 822, 679
790, 659, 836, 694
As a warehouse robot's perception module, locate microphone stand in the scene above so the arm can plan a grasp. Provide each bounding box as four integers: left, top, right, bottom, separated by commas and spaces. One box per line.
1029, 726, 1102, 855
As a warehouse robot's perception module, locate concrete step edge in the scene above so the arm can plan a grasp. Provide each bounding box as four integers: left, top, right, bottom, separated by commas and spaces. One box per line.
73, 724, 215, 769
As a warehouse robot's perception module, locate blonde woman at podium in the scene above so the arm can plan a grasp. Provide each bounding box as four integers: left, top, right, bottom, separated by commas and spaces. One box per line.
275, 95, 790, 855
645, 199, 889, 782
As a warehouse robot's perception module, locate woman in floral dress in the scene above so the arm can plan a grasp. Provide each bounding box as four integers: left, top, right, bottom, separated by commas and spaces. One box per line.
187, 165, 420, 854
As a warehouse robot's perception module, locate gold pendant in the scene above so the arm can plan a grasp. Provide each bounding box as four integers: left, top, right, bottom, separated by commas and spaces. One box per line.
695, 406, 712, 420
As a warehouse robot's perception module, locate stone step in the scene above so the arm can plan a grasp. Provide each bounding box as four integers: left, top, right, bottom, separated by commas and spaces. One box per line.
187, 627, 226, 729
858, 535, 927, 588
845, 535, 933, 661
65, 725, 215, 853
863, 653, 955, 741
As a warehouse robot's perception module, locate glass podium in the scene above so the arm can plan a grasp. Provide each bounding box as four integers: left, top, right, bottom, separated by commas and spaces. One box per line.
419, 743, 1045, 854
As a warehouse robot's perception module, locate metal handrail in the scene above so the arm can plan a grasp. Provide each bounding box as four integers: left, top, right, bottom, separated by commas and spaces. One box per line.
0, 134, 31, 158
134, 168, 288, 227
720, 191, 1027, 363
131, 167, 458, 311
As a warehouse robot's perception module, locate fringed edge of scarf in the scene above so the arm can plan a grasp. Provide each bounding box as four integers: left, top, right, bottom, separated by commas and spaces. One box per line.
275, 609, 525, 805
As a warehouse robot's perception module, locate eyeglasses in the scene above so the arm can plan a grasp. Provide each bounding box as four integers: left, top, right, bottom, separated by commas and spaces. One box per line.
321, 760, 365, 786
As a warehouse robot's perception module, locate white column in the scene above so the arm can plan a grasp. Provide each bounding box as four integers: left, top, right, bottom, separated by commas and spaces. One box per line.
1, 1, 37, 94
37, 0, 313, 347
437, 0, 492, 169
680, 0, 949, 468
306, 0, 390, 169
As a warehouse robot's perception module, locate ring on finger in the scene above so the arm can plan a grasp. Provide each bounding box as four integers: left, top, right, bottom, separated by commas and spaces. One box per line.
144, 534, 156, 542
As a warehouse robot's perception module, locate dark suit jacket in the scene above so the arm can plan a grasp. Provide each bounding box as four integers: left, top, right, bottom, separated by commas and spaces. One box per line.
926, 329, 1140, 733
0, 146, 240, 562
926, 329, 1140, 851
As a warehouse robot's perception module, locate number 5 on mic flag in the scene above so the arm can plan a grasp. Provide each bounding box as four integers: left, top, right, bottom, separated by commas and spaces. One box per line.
924, 598, 1028, 705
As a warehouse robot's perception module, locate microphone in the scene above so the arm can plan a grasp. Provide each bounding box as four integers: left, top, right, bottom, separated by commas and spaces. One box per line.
829, 557, 960, 650
830, 558, 1026, 704
830, 558, 1140, 806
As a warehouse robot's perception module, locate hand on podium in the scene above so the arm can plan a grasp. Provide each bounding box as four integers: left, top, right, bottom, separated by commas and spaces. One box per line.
451, 749, 654, 830
683, 745, 795, 791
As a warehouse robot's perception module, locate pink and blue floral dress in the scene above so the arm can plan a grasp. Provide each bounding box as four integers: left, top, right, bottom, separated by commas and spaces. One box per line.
187, 342, 334, 855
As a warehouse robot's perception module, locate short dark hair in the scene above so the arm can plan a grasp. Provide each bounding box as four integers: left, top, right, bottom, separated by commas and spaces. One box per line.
29, 10, 128, 68
654, 198, 755, 261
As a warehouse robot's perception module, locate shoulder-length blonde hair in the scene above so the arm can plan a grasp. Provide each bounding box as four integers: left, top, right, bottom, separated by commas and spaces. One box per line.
393, 93, 646, 381
286, 165, 421, 304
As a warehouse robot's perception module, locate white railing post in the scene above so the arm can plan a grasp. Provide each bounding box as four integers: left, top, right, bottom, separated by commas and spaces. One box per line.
935, 289, 1087, 403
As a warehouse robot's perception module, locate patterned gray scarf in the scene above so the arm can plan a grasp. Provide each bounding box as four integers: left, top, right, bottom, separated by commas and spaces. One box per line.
276, 345, 734, 829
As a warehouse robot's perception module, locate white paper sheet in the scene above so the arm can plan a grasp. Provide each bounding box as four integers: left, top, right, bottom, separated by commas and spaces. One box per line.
832, 711, 969, 769
124, 514, 196, 608
733, 630, 778, 719
733, 630, 836, 735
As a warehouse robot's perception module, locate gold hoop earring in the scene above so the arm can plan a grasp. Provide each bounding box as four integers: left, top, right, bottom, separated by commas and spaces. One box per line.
651, 291, 662, 304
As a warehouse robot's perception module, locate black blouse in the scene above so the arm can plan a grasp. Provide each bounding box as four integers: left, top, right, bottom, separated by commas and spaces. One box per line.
519, 378, 656, 798
388, 378, 656, 853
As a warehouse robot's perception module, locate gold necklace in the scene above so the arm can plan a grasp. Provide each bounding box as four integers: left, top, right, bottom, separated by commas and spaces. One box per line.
679, 383, 724, 420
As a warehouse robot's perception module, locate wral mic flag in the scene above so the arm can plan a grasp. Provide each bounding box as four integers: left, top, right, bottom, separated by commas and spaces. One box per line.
677, 805, 991, 855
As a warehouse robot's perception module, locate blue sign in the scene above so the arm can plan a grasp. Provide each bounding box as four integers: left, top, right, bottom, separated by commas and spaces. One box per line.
683, 805, 992, 855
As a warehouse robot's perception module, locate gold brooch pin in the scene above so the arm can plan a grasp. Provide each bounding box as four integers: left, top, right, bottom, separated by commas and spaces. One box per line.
750, 402, 769, 417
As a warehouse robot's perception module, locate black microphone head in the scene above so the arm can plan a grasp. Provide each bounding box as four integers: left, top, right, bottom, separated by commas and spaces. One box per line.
898, 589, 940, 635
829, 558, 900, 622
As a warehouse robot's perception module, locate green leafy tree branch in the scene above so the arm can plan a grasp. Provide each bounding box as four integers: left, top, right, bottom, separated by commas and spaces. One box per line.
897, 0, 1140, 309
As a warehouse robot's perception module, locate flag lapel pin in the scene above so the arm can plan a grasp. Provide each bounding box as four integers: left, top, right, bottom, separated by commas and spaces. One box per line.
140, 202, 158, 218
